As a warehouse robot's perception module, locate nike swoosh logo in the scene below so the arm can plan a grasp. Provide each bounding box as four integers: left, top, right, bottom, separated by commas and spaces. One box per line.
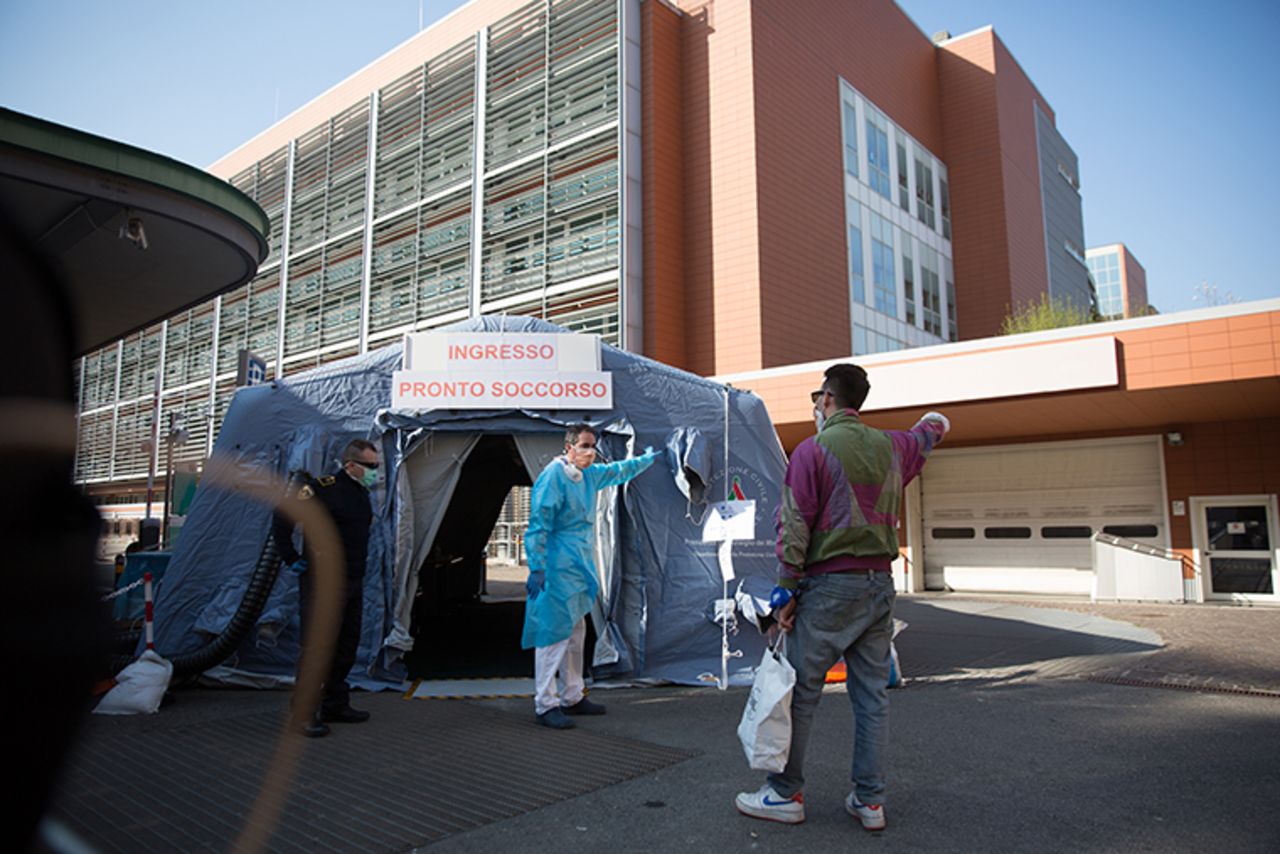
762, 797, 794, 806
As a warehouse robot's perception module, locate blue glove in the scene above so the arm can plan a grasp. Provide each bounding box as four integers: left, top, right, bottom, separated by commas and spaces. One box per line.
526, 570, 545, 597
288, 559, 308, 577
769, 585, 794, 610
644, 445, 656, 457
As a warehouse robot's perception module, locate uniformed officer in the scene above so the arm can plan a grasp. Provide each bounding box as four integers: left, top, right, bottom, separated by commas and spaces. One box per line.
274, 438, 379, 738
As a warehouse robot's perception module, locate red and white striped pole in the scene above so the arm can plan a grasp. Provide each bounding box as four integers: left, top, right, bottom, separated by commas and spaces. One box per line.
143, 571, 155, 651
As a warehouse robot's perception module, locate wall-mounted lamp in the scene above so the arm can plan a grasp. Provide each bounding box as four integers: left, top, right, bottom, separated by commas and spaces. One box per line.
1166, 431, 1183, 447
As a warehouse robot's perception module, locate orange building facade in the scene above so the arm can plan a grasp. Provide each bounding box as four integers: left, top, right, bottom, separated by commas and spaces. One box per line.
719, 300, 1280, 604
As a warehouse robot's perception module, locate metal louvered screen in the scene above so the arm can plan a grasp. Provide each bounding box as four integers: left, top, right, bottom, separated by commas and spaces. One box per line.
76, 0, 629, 492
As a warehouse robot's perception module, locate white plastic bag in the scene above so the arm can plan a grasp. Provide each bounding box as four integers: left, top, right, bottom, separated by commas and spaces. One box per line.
737, 635, 796, 772
93, 650, 173, 715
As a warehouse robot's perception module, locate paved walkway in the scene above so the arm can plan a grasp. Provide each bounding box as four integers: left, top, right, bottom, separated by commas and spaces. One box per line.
41, 595, 1280, 853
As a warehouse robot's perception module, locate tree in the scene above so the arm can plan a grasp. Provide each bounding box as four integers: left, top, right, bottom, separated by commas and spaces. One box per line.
999, 293, 1095, 335
1190, 281, 1239, 307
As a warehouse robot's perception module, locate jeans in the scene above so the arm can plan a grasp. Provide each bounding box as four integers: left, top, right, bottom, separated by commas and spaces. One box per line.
767, 571, 895, 805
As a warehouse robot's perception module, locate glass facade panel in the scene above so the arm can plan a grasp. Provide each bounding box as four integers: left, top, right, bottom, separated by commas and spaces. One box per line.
865, 114, 891, 199
842, 100, 858, 177
870, 212, 895, 316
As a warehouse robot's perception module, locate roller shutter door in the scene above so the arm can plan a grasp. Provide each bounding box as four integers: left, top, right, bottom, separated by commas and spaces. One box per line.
921, 437, 1167, 594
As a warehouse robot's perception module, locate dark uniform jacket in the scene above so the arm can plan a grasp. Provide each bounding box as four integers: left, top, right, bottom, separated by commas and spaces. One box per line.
274, 470, 373, 581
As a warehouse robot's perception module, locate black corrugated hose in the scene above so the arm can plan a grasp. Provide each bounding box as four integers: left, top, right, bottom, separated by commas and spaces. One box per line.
110, 471, 304, 677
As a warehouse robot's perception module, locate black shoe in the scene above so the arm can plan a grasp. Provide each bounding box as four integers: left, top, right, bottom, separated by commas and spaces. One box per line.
300, 719, 330, 738
535, 708, 576, 729
563, 696, 606, 716
320, 705, 370, 724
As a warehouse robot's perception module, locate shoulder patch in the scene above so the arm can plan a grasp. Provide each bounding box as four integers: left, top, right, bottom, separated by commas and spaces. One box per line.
297, 484, 315, 500
317, 476, 336, 487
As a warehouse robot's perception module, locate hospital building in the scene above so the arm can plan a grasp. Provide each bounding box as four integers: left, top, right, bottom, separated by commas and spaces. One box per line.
71, 0, 1280, 603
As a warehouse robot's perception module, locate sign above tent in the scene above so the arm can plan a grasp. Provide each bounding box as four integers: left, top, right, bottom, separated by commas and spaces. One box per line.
392, 331, 613, 410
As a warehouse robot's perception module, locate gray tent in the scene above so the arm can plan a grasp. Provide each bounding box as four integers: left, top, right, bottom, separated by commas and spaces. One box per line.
150, 316, 787, 689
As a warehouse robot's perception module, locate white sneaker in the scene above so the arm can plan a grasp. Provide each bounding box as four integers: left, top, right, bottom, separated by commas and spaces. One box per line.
845, 792, 886, 830
735, 784, 805, 824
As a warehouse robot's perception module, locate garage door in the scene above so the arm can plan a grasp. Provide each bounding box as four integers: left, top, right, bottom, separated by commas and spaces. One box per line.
921, 436, 1168, 594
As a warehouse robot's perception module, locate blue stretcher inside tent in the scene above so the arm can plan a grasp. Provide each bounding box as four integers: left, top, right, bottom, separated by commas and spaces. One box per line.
149, 316, 787, 689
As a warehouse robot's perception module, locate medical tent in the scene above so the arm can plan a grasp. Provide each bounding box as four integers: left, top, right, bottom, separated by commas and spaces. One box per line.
149, 316, 787, 689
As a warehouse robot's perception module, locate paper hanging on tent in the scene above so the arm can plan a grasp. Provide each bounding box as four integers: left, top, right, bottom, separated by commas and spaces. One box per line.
702, 500, 756, 542
718, 538, 735, 581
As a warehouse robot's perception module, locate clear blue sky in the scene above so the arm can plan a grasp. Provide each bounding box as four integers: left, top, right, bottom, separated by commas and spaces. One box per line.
2, 0, 1277, 313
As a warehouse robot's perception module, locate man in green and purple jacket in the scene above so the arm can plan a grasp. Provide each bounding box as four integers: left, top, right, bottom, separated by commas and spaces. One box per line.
736, 363, 949, 831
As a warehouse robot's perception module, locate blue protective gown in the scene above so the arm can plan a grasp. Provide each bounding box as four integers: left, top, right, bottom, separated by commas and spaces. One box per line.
521, 451, 658, 649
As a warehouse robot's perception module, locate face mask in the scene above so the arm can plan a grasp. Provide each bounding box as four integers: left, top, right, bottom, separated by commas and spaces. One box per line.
814, 406, 826, 432
360, 466, 378, 489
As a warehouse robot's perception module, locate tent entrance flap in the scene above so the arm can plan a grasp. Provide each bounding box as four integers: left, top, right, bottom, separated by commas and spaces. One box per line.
406, 434, 538, 680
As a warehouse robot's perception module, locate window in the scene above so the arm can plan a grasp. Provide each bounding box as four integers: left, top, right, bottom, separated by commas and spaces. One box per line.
902, 231, 916, 326
869, 213, 896, 316
848, 200, 865, 305
1042, 526, 1093, 538
896, 139, 909, 210
944, 258, 957, 342
939, 176, 951, 240
914, 154, 935, 229
842, 101, 859, 178
932, 527, 975, 539
865, 111, 891, 199
1102, 524, 1159, 539
984, 527, 1032, 539
920, 246, 942, 336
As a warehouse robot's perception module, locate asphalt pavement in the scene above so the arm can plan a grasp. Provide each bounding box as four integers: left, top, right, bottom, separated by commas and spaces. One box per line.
41, 595, 1280, 853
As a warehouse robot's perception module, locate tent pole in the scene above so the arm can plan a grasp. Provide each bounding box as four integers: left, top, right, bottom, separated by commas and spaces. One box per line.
721, 386, 730, 690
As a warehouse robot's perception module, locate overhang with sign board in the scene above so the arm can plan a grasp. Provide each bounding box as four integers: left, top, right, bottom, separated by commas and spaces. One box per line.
392, 332, 613, 410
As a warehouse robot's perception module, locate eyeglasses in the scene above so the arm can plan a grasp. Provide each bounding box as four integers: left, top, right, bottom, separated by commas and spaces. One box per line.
573, 442, 597, 451
810, 389, 829, 404
352, 459, 379, 470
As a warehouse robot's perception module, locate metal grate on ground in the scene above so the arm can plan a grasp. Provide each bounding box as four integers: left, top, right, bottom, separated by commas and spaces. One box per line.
50, 699, 697, 853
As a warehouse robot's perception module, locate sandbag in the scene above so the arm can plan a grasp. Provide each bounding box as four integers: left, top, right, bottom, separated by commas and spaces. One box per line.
94, 650, 172, 715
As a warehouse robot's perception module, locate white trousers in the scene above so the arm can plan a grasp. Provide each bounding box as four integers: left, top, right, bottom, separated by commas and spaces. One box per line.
534, 617, 586, 715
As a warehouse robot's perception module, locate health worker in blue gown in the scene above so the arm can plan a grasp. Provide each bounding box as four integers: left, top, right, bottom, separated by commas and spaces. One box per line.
522, 423, 658, 729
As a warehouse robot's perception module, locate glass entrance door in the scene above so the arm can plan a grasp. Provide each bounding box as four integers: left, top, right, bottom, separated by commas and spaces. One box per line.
1193, 496, 1279, 602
